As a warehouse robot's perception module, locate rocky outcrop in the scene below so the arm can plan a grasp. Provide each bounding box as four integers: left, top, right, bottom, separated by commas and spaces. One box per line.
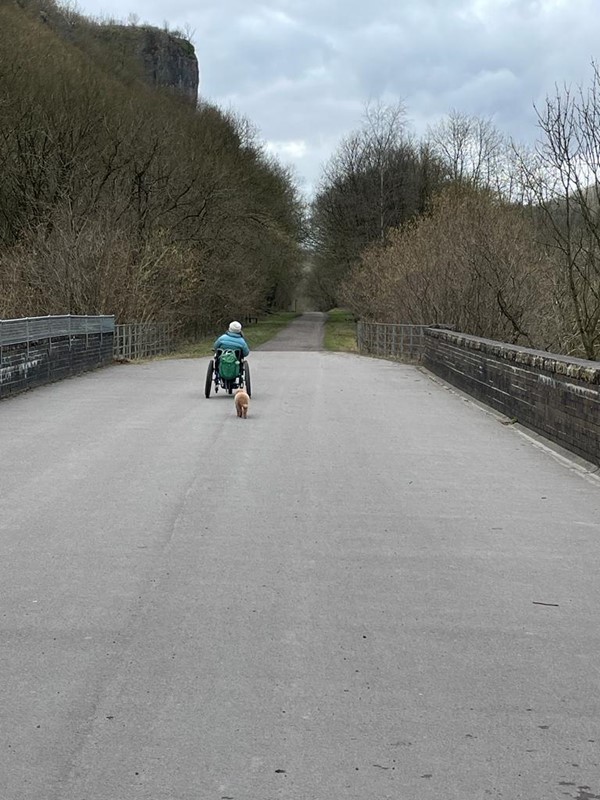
18, 1, 199, 103
90, 25, 199, 103
138, 29, 199, 103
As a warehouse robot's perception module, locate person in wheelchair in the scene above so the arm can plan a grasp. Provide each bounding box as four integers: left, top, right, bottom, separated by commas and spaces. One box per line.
212, 321, 250, 377
205, 320, 252, 398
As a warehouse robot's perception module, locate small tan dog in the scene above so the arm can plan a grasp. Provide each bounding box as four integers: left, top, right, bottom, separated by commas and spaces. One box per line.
234, 388, 250, 418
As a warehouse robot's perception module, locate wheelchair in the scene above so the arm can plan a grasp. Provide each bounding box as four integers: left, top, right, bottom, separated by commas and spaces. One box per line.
204, 348, 251, 398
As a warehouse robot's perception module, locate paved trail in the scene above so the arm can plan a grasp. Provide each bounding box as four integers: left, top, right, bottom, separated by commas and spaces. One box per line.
258, 311, 325, 351
1, 314, 600, 800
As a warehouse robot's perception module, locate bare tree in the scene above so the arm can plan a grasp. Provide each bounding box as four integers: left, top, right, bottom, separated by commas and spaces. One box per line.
516, 61, 600, 358
426, 110, 514, 195
363, 100, 408, 241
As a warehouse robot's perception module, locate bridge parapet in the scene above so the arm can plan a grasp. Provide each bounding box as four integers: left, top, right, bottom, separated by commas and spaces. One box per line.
0, 315, 114, 399
424, 328, 600, 466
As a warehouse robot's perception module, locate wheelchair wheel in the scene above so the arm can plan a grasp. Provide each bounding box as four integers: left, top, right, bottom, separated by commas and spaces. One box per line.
204, 360, 214, 398
244, 362, 252, 397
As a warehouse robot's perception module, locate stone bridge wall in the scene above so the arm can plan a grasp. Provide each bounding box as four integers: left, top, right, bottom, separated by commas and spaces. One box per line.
0, 316, 114, 399
423, 328, 600, 466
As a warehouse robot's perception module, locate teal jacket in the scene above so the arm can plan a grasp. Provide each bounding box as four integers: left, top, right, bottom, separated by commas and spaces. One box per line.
213, 331, 250, 357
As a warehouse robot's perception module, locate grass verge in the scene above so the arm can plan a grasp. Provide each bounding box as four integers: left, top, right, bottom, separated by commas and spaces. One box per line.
165, 311, 300, 359
324, 308, 358, 353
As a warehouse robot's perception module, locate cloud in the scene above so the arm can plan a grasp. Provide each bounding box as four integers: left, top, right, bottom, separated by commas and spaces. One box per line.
76, 0, 600, 194
265, 140, 308, 160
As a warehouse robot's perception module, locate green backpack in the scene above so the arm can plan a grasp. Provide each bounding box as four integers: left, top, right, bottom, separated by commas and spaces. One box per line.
219, 350, 240, 380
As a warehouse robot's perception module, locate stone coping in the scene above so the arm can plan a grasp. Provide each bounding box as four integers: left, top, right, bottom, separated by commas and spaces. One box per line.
424, 328, 600, 385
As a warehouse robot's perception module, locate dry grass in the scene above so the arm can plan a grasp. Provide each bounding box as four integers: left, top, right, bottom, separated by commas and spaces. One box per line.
324, 308, 357, 352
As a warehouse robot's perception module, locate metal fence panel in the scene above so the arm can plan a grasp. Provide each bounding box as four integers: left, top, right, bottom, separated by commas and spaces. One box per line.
114, 322, 177, 360
0, 315, 114, 346
357, 322, 428, 361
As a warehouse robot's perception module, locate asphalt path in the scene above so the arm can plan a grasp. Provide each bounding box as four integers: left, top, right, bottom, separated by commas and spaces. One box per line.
258, 311, 325, 351
1, 314, 600, 800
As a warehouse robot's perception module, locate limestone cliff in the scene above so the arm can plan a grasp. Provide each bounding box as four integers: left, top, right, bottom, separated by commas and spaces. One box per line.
90, 25, 200, 104
138, 29, 199, 103
17, 0, 199, 103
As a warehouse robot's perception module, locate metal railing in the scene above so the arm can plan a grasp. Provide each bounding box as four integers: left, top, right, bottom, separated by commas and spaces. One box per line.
0, 317, 178, 360
357, 322, 429, 361
0, 314, 114, 347
114, 322, 178, 360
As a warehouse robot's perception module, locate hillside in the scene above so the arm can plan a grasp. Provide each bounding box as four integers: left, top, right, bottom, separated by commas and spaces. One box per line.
14, 0, 199, 101
0, 0, 304, 331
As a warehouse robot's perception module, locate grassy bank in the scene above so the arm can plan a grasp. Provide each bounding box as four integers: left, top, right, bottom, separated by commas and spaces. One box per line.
167, 311, 300, 359
324, 308, 358, 353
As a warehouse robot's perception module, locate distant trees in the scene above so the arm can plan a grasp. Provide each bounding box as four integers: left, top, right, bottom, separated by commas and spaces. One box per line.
0, 0, 304, 333
315, 65, 600, 359
341, 185, 554, 347
337, 110, 551, 344
307, 102, 447, 309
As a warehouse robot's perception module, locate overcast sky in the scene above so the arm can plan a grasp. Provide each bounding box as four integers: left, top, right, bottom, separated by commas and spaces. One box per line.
73, 0, 600, 196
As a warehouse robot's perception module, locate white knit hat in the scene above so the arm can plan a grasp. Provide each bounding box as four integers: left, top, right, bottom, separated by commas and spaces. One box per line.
228, 320, 242, 333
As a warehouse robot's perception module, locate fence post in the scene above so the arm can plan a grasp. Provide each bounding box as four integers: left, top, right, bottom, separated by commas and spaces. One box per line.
48, 316, 52, 378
